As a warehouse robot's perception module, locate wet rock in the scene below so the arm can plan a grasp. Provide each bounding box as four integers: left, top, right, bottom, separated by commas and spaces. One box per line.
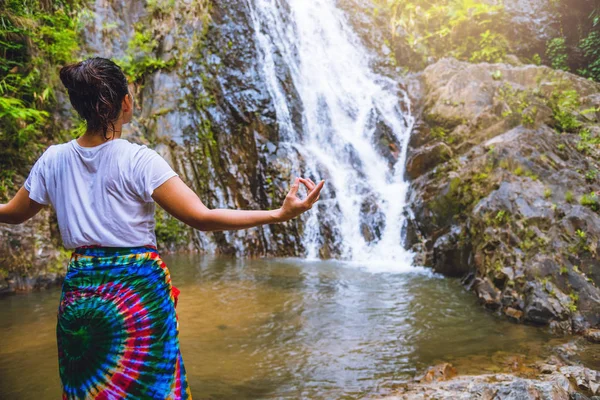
372, 113, 402, 166
383, 356, 600, 400
406, 142, 453, 180
505, 307, 524, 322
415, 363, 457, 383
500, 0, 560, 57
432, 226, 472, 277
386, 373, 571, 400
560, 366, 600, 396
524, 282, 568, 325
540, 363, 559, 374
572, 393, 591, 400
475, 277, 502, 310
583, 330, 600, 344
360, 195, 386, 244
0, 208, 67, 293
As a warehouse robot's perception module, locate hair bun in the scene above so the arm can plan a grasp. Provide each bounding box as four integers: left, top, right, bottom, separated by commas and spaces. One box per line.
60, 64, 86, 94
59, 57, 129, 139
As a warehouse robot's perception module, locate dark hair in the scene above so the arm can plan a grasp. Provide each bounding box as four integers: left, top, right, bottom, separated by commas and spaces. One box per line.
59, 57, 129, 140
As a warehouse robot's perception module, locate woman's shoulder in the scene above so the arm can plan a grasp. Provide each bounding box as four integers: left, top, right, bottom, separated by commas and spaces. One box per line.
110, 139, 167, 172
112, 138, 155, 154
36, 141, 72, 162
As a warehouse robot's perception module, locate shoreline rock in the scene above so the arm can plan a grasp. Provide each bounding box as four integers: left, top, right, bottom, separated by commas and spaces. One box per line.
406, 58, 600, 334
380, 359, 600, 400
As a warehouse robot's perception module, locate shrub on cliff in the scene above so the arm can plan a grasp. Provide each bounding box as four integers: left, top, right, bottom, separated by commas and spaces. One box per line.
0, 0, 85, 200
374, 0, 508, 69
375, 0, 600, 84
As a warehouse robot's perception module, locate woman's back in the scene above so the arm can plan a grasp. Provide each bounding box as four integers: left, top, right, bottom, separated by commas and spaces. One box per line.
25, 138, 177, 249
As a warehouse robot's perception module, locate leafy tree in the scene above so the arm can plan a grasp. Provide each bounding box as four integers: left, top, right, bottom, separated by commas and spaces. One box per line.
546, 37, 570, 71
578, 8, 600, 80
0, 0, 83, 199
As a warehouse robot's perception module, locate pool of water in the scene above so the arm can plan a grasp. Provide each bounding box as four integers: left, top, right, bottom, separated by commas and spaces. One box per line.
0, 254, 597, 399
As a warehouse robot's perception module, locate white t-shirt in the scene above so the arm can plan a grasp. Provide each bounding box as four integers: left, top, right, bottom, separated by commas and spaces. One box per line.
24, 138, 178, 249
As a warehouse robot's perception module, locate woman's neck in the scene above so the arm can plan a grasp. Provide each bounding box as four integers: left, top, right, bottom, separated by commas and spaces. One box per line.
77, 128, 122, 148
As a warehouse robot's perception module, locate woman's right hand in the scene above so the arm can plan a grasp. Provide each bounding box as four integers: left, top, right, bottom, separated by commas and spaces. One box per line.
276, 177, 325, 222
153, 175, 324, 232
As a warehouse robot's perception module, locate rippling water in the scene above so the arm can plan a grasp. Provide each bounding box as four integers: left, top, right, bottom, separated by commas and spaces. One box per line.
0, 255, 597, 399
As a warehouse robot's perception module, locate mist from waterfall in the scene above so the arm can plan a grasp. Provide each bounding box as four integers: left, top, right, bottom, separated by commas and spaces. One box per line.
248, 0, 415, 271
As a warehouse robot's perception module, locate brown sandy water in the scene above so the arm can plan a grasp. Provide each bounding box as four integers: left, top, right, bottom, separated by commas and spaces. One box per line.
0, 254, 598, 399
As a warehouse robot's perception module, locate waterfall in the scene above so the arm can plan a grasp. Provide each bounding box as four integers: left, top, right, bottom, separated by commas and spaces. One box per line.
248, 0, 415, 270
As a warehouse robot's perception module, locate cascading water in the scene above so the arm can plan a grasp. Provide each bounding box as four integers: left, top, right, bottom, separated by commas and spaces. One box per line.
248, 0, 416, 270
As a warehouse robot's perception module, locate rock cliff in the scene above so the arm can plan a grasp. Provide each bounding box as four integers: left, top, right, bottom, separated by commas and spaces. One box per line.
405, 58, 600, 333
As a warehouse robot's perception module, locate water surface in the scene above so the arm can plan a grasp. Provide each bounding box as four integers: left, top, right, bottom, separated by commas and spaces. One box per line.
0, 255, 597, 399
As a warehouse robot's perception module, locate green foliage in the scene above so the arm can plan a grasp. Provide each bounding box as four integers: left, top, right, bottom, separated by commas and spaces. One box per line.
576, 128, 600, 154
580, 192, 599, 212
544, 187, 552, 199
430, 126, 455, 144
376, 0, 508, 68
569, 292, 579, 302
494, 210, 509, 225
578, 7, 600, 81
0, 0, 84, 200
514, 165, 523, 176
119, 23, 177, 83
500, 159, 537, 180
579, 31, 600, 81
546, 37, 569, 71
497, 83, 539, 128
560, 265, 568, 275
155, 206, 189, 248
549, 88, 581, 132
567, 291, 579, 313
378, 0, 599, 82
565, 190, 574, 203
585, 169, 598, 183
469, 30, 508, 63
147, 0, 176, 14
50, 246, 72, 274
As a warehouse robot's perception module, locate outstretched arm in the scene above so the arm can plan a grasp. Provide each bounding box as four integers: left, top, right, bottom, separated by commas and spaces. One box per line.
152, 176, 324, 231
0, 187, 46, 224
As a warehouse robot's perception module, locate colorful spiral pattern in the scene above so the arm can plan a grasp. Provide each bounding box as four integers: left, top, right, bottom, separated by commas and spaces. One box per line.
57, 246, 191, 399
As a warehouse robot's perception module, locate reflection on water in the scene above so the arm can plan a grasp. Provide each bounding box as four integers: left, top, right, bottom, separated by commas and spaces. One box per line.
0, 255, 597, 399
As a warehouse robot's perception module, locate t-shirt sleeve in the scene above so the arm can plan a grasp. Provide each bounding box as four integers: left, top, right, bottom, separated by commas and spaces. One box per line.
23, 149, 51, 205
133, 146, 179, 202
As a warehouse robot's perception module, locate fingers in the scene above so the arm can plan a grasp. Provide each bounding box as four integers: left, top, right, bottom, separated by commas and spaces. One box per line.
299, 177, 315, 191
292, 177, 325, 211
304, 180, 325, 204
288, 177, 300, 197
306, 178, 320, 201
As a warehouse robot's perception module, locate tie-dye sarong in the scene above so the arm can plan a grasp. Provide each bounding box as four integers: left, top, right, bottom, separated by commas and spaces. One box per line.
57, 246, 192, 399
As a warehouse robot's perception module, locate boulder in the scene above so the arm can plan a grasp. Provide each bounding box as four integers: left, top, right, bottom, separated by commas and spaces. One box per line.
407, 58, 600, 333
406, 142, 453, 180
583, 330, 600, 344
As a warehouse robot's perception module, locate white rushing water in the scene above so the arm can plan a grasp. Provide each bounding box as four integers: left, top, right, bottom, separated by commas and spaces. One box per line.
248, 0, 415, 270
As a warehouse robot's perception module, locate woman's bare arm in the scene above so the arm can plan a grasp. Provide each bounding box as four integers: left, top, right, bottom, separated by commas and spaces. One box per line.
0, 187, 46, 224
152, 176, 324, 232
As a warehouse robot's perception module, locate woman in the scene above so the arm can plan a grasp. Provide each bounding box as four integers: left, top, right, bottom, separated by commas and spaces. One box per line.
0, 57, 324, 399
